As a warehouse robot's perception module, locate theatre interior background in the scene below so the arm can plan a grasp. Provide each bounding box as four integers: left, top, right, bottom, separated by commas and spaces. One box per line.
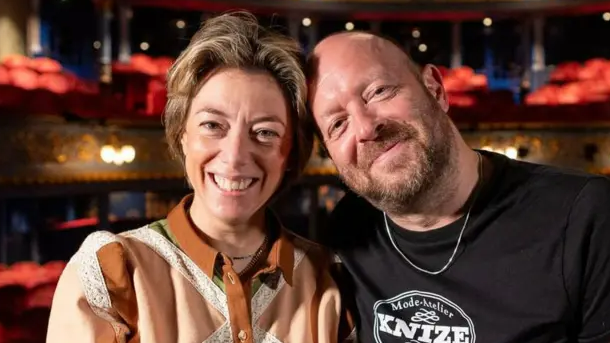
2, 0, 610, 340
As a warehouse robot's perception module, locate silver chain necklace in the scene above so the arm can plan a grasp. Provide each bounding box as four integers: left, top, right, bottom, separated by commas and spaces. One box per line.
383, 152, 483, 275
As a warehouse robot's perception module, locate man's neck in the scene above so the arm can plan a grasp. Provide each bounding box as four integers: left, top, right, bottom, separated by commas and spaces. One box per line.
389, 146, 481, 232
189, 198, 267, 258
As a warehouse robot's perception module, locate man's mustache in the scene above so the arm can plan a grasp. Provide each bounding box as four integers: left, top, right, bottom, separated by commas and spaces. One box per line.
357, 122, 418, 168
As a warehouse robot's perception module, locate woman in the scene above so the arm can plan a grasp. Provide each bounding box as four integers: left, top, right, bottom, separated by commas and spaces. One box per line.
47, 12, 355, 343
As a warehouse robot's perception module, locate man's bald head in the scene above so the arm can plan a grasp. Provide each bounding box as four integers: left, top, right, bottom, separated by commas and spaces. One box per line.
307, 31, 422, 85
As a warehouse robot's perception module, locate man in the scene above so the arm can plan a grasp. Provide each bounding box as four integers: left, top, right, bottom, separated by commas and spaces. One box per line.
307, 31, 610, 343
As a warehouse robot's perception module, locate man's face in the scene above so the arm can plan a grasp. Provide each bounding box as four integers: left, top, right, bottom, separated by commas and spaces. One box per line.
309, 34, 455, 213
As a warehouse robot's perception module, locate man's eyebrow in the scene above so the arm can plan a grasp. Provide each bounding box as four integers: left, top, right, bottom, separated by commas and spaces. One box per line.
364, 70, 396, 84
321, 112, 343, 123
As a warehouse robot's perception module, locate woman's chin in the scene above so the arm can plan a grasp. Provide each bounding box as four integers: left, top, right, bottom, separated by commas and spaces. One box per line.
210, 205, 260, 224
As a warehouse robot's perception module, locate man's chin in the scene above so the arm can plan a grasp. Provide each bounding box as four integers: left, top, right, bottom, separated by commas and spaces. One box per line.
341, 173, 424, 209
368, 169, 411, 186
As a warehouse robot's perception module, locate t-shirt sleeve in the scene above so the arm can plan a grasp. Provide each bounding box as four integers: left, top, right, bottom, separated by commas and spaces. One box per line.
565, 177, 610, 343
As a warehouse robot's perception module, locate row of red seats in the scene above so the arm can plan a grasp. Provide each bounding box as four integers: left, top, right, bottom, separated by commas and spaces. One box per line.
0, 261, 65, 343
438, 60, 610, 109
549, 58, 610, 83
113, 61, 490, 114
1, 55, 61, 73
437, 58, 610, 122
0, 54, 169, 118
113, 53, 174, 79
525, 81, 610, 105
0, 261, 65, 289
0, 55, 98, 95
527, 58, 610, 105
112, 54, 173, 116
2, 53, 489, 117
111, 59, 488, 114
0, 55, 127, 119
437, 66, 489, 93
0, 85, 130, 119
436, 66, 492, 108
7, 52, 610, 121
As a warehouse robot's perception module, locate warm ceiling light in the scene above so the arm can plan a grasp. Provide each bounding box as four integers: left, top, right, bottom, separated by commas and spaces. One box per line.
120, 145, 136, 163
604, 12, 610, 21
176, 20, 186, 29
483, 17, 493, 27
302, 17, 311, 27
140, 42, 150, 51
418, 43, 427, 52
100, 145, 115, 164
100, 145, 136, 165
345, 22, 354, 31
412, 29, 420, 38
93, 41, 101, 49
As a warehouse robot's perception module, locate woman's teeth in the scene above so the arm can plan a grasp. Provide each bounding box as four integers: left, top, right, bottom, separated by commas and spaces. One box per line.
213, 175, 254, 191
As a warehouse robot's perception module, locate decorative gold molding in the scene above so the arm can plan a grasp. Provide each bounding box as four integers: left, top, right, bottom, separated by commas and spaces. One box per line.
3, 119, 610, 186
0, 120, 182, 185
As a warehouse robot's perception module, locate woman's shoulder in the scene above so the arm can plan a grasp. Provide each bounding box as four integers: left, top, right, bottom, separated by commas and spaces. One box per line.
68, 219, 171, 267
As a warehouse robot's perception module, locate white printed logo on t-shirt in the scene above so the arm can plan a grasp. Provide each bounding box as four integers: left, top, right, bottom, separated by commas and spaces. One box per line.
373, 290, 476, 343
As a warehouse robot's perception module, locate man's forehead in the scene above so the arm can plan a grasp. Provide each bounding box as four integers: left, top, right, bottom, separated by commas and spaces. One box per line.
313, 52, 401, 91
313, 35, 406, 76
314, 64, 393, 92
313, 31, 377, 53
314, 35, 380, 68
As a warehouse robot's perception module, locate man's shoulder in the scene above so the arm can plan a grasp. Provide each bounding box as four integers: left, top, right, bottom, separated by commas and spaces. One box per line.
498, 155, 604, 202
488, 156, 610, 229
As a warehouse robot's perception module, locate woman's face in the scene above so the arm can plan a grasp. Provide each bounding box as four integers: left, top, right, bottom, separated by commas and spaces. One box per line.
181, 68, 293, 224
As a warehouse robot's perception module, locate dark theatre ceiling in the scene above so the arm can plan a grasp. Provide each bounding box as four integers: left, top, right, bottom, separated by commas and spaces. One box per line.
126, 0, 610, 20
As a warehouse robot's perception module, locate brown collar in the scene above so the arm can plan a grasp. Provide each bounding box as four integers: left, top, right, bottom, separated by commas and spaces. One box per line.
166, 195, 294, 286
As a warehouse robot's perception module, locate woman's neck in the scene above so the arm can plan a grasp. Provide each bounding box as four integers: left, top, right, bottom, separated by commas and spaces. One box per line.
188, 198, 267, 259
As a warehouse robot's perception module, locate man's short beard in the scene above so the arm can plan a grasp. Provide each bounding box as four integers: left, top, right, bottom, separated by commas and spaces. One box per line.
337, 109, 455, 216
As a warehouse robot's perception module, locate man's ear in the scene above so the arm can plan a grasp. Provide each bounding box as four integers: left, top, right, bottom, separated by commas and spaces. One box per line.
421, 64, 449, 113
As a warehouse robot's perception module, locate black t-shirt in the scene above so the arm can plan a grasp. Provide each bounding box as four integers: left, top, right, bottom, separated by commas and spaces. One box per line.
325, 150, 610, 343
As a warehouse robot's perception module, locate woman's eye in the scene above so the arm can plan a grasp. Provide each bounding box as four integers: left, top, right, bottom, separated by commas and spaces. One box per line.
201, 122, 221, 130
255, 129, 279, 140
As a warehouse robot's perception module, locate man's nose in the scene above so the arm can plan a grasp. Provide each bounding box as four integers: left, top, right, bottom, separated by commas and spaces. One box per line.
350, 105, 384, 142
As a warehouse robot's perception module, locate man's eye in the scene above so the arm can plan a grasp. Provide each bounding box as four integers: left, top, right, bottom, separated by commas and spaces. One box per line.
328, 119, 346, 137
374, 87, 389, 96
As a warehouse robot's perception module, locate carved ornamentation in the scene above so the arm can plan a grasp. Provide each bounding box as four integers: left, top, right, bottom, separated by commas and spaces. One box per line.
5, 119, 610, 186
0, 120, 181, 185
